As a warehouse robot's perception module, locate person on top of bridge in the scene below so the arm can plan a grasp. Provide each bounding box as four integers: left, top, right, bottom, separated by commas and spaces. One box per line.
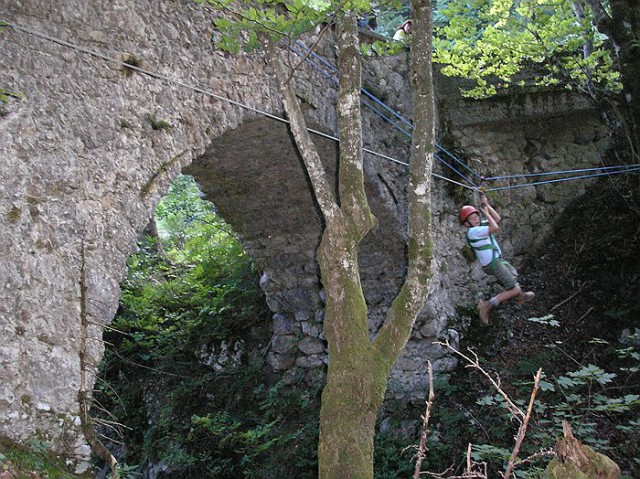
393, 19, 412, 42
459, 193, 535, 325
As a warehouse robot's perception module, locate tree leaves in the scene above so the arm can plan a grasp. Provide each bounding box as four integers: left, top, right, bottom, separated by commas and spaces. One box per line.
433, 0, 622, 98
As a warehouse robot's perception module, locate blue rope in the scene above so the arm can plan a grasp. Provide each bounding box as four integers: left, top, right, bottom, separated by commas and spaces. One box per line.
301, 42, 338, 73
292, 46, 417, 146
435, 145, 484, 180
361, 88, 413, 129
485, 164, 639, 181
293, 42, 480, 186
291, 45, 337, 83
434, 154, 478, 187
292, 42, 640, 192
485, 166, 640, 191
361, 98, 414, 138
358, 86, 484, 181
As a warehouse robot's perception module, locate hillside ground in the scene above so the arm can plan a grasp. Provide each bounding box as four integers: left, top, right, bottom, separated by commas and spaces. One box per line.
431, 177, 640, 477
1, 179, 638, 479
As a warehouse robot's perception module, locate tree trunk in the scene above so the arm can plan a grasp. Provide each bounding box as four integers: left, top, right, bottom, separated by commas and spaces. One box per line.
547, 421, 620, 479
266, 2, 436, 476
317, 361, 387, 478
317, 218, 387, 478
585, 0, 640, 164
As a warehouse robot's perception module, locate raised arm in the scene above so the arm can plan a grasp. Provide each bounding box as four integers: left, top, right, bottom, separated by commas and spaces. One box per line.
480, 194, 500, 233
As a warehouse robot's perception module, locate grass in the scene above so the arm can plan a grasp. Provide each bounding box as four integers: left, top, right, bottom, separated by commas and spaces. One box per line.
0, 436, 90, 479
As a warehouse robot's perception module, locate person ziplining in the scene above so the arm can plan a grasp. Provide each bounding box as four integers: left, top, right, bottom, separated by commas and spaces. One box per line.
459, 193, 535, 325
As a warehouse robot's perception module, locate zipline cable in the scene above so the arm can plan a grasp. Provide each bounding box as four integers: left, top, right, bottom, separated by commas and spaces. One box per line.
485, 166, 640, 192
295, 41, 484, 183
4, 20, 476, 192
484, 164, 638, 181
294, 42, 640, 188
293, 42, 480, 187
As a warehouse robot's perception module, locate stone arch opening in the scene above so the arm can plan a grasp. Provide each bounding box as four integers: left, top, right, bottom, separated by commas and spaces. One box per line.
185, 117, 333, 375
2, 0, 613, 469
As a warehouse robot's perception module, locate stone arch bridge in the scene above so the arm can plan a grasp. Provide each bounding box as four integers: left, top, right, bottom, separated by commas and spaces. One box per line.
0, 0, 607, 467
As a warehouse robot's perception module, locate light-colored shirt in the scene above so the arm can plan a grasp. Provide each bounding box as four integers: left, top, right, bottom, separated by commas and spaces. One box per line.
467, 224, 502, 267
393, 29, 407, 42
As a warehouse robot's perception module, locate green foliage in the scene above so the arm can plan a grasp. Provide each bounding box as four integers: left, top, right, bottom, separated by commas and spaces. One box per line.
106, 463, 142, 479
203, 0, 409, 55
0, 88, 22, 103
466, 336, 640, 475
426, 313, 639, 477
373, 430, 415, 479
94, 175, 319, 478
0, 436, 88, 479
526, 314, 559, 327
433, 0, 622, 98
204, 0, 332, 54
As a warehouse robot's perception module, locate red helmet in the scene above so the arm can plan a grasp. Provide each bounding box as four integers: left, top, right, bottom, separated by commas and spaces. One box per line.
459, 205, 479, 224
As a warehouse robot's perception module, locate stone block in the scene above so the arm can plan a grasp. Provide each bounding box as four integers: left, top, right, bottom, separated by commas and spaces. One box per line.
298, 336, 325, 355
272, 313, 298, 335
271, 334, 298, 354
418, 315, 446, 338
295, 355, 325, 369
300, 320, 321, 338
266, 351, 296, 371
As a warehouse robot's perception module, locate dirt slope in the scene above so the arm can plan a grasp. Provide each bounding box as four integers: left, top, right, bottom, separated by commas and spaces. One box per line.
448, 177, 640, 477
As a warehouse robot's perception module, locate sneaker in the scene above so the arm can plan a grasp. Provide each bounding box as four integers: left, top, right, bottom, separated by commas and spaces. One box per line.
478, 300, 491, 325
516, 291, 535, 305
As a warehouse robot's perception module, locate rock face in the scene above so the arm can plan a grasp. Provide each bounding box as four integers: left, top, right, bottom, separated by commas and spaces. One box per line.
0, 0, 608, 469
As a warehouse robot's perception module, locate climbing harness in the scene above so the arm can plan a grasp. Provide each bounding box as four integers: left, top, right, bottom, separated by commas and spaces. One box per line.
467, 228, 502, 272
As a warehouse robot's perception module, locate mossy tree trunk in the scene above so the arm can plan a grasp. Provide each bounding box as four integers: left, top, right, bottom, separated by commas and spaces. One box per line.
585, 0, 640, 165
267, 0, 435, 476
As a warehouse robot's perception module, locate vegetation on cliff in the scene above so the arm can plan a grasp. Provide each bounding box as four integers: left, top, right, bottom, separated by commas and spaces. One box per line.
83, 175, 640, 478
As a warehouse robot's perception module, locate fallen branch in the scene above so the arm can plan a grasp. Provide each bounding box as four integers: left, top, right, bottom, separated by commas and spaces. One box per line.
435, 341, 552, 479
504, 368, 542, 479
550, 282, 587, 311
413, 361, 435, 479
513, 449, 556, 467
575, 306, 594, 325
436, 340, 524, 421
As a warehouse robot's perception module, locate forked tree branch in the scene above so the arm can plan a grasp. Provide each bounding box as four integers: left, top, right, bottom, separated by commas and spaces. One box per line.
433, 340, 551, 479
436, 340, 524, 420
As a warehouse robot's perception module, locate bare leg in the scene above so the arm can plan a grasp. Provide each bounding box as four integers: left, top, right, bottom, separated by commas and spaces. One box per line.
493, 285, 522, 304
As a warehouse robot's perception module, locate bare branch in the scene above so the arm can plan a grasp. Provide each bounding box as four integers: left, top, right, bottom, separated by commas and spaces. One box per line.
512, 449, 556, 467
504, 368, 542, 479
413, 361, 435, 478
436, 341, 553, 478
78, 240, 120, 478
436, 340, 525, 421
550, 282, 588, 311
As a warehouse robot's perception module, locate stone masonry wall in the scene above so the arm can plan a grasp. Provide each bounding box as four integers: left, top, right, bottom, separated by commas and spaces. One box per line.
0, 0, 608, 470
1, 0, 291, 469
